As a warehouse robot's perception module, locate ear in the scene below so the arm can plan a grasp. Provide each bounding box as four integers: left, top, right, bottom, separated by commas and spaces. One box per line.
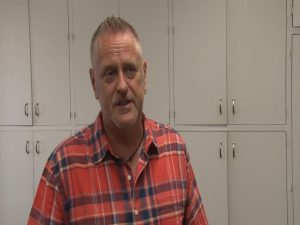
143, 60, 147, 77
89, 68, 99, 100
143, 60, 147, 92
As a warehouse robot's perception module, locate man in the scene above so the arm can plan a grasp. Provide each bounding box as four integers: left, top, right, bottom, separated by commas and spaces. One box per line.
28, 16, 208, 225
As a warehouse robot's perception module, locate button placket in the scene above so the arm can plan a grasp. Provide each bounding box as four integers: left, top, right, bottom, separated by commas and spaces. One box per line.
123, 164, 137, 221
132, 151, 149, 221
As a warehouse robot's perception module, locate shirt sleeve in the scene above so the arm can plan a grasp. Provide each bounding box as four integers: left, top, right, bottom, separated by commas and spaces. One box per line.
184, 152, 209, 225
27, 160, 67, 225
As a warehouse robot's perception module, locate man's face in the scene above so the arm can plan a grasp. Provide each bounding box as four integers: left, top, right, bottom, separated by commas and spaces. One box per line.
90, 31, 147, 129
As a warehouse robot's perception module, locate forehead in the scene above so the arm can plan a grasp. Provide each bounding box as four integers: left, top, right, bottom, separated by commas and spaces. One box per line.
96, 31, 141, 60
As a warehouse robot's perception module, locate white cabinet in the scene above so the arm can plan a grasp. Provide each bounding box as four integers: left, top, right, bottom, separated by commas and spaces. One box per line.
173, 0, 227, 125
0, 130, 70, 224
0, 0, 32, 125
0, 131, 33, 225
180, 131, 287, 225
227, 0, 286, 124
228, 132, 287, 225
180, 132, 228, 225
119, 0, 169, 124
173, 0, 286, 125
71, 0, 118, 125
292, 34, 300, 225
0, 0, 71, 126
294, 0, 300, 27
29, 0, 70, 125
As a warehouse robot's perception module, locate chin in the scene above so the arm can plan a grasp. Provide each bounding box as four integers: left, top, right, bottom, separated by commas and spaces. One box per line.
112, 114, 139, 129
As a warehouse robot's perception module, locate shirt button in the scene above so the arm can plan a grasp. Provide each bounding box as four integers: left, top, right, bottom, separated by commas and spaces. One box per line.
127, 175, 132, 181
134, 210, 139, 216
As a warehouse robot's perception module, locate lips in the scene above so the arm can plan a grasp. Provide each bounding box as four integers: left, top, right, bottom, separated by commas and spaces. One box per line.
115, 98, 132, 107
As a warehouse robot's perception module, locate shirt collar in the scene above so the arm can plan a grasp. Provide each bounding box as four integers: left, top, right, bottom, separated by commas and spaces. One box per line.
91, 112, 160, 165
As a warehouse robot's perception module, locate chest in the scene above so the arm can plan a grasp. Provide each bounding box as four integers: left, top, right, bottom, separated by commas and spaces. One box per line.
62, 157, 188, 224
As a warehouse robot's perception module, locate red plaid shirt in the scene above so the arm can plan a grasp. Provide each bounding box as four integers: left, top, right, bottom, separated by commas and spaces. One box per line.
28, 113, 208, 225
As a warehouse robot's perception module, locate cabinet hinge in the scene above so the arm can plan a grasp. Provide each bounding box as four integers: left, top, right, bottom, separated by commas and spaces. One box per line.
68, 33, 75, 41
70, 111, 72, 119
289, 46, 293, 57
291, 3, 294, 15
290, 183, 294, 192
172, 26, 175, 35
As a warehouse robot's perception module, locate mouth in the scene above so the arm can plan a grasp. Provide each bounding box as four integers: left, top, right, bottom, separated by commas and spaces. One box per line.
115, 99, 132, 107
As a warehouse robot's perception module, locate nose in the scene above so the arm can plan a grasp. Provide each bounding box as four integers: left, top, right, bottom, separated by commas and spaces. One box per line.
116, 71, 128, 94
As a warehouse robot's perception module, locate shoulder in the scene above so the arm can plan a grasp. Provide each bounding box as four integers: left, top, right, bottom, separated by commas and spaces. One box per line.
47, 125, 94, 175
145, 118, 184, 139
145, 117, 186, 154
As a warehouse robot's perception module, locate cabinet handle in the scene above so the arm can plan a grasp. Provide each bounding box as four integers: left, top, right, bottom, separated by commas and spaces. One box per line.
24, 103, 29, 117
232, 98, 236, 115
219, 142, 223, 159
219, 99, 223, 115
232, 142, 236, 158
35, 140, 40, 154
25, 141, 30, 154
35, 103, 40, 116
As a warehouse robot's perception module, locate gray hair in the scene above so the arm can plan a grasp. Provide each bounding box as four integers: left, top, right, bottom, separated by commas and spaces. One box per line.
90, 16, 142, 67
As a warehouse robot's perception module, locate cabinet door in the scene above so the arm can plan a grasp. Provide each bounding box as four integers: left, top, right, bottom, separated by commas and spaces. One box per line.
29, 0, 70, 125
180, 132, 228, 225
173, 0, 227, 125
294, 0, 300, 27
0, 131, 33, 224
119, 0, 169, 124
228, 132, 287, 225
33, 130, 71, 193
227, 0, 286, 124
292, 34, 300, 225
0, 0, 32, 125
72, 0, 118, 125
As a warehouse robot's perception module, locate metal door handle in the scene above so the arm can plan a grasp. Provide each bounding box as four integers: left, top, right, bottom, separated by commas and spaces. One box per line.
232, 142, 236, 158
35, 103, 40, 116
35, 140, 40, 154
219, 99, 223, 115
25, 141, 30, 154
219, 142, 223, 159
232, 98, 236, 115
24, 103, 29, 117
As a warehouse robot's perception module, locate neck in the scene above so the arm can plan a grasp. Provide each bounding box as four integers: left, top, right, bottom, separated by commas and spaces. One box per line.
103, 116, 144, 159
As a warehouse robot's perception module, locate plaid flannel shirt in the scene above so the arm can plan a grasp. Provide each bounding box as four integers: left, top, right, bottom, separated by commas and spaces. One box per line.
28, 113, 208, 225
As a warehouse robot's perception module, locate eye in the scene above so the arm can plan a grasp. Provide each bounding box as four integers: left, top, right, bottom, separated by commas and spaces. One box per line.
101, 68, 117, 83
105, 69, 116, 77
124, 65, 137, 78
